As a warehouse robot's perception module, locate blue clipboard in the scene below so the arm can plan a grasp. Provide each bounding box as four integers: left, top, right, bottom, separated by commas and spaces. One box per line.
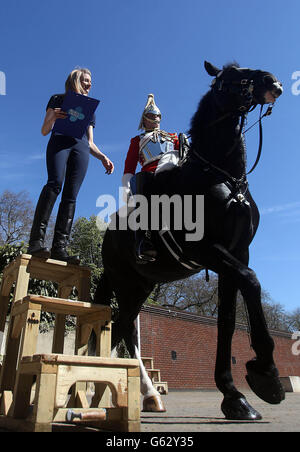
52, 91, 100, 139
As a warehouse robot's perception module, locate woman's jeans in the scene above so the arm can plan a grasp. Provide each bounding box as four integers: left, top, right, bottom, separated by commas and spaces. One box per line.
46, 133, 90, 201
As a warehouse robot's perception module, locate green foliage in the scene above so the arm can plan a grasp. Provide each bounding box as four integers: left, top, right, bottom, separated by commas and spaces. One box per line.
0, 241, 27, 269
69, 215, 106, 299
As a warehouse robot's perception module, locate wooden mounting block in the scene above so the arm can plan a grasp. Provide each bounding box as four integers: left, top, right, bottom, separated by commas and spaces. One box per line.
0, 354, 140, 432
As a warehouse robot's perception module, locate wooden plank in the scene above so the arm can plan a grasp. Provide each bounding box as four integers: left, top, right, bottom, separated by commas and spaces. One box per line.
9, 306, 42, 418
55, 364, 128, 408
127, 375, 141, 421
11, 313, 26, 339
98, 320, 112, 357
77, 323, 93, 347
141, 357, 154, 369
11, 374, 34, 419
91, 384, 111, 408
13, 261, 30, 302
19, 361, 58, 375
77, 270, 91, 301
9, 254, 91, 286
52, 314, 66, 354
0, 295, 10, 332
19, 308, 41, 357
77, 308, 111, 324
0, 391, 13, 416
153, 382, 168, 394
21, 295, 93, 309
147, 369, 161, 382
57, 284, 73, 300
128, 366, 140, 378
30, 372, 57, 425
75, 390, 90, 409
90, 320, 111, 358
21, 354, 139, 368
12, 296, 110, 319
0, 273, 15, 331
0, 317, 21, 392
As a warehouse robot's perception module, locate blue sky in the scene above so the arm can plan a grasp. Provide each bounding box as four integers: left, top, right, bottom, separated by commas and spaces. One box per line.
0, 0, 300, 313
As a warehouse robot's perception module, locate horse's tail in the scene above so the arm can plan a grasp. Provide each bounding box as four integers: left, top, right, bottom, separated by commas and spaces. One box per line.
94, 271, 113, 306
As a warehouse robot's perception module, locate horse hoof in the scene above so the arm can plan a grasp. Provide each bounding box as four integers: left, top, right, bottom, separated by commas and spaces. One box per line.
221, 395, 262, 420
246, 359, 285, 404
142, 395, 166, 412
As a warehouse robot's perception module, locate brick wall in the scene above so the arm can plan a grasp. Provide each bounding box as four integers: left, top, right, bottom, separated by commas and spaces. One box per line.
139, 305, 300, 389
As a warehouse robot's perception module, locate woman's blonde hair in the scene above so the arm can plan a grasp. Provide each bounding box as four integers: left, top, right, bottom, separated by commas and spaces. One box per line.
65, 68, 91, 94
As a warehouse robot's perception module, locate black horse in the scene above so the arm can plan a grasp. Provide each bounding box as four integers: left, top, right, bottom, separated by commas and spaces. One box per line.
94, 61, 285, 419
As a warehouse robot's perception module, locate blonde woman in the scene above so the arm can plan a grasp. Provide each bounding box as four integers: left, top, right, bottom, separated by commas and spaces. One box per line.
27, 68, 114, 264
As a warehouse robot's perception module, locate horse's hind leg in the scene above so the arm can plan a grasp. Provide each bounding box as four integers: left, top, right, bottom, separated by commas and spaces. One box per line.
133, 341, 166, 412
112, 285, 166, 412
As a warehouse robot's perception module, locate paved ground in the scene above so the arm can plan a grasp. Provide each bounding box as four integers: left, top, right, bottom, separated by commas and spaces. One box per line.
141, 390, 300, 433
0, 390, 299, 433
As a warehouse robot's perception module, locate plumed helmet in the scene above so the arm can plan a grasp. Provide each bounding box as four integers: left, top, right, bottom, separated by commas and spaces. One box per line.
138, 94, 161, 130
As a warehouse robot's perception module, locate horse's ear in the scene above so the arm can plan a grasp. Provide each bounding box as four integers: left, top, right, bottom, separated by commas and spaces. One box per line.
204, 61, 220, 77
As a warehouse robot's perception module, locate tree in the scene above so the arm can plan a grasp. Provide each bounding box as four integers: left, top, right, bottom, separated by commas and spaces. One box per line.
150, 271, 292, 332
151, 272, 218, 316
69, 215, 106, 297
0, 190, 34, 245
287, 308, 300, 332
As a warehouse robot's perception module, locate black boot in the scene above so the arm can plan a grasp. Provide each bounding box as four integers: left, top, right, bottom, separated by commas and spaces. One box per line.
134, 172, 157, 263
51, 200, 80, 265
27, 185, 58, 258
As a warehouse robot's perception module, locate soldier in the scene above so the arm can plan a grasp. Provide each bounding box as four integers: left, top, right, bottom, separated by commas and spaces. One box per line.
122, 94, 179, 263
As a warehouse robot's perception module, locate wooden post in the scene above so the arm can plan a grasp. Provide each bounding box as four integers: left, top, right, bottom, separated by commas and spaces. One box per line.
0, 261, 30, 392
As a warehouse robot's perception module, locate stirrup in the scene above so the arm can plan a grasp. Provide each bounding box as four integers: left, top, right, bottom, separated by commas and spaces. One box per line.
136, 240, 157, 263
136, 252, 156, 263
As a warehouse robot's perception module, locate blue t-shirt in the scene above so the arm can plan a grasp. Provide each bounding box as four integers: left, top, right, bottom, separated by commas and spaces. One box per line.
46, 93, 96, 140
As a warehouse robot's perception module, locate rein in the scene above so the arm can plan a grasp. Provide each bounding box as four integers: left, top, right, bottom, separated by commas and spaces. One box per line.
245, 103, 273, 175
190, 102, 274, 183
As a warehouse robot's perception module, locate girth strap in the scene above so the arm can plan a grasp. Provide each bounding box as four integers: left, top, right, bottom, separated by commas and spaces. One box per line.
159, 229, 203, 271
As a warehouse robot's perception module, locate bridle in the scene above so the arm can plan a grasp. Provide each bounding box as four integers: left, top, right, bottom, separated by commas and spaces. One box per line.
211, 70, 256, 114
190, 70, 276, 188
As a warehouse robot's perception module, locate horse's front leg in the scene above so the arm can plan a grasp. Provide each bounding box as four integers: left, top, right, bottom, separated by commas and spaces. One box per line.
215, 274, 262, 420
206, 244, 284, 419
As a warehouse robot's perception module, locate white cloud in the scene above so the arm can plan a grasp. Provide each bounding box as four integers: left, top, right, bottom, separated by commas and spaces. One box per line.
28, 153, 45, 160
260, 201, 300, 215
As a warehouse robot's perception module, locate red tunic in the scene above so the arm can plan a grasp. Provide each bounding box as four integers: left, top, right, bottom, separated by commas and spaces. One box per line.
123, 133, 179, 175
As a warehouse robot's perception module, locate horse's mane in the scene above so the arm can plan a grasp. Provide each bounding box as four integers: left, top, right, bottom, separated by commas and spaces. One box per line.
187, 61, 241, 150
223, 61, 240, 70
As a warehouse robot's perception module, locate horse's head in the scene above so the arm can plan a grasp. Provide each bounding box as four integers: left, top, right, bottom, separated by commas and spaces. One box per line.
204, 61, 283, 113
